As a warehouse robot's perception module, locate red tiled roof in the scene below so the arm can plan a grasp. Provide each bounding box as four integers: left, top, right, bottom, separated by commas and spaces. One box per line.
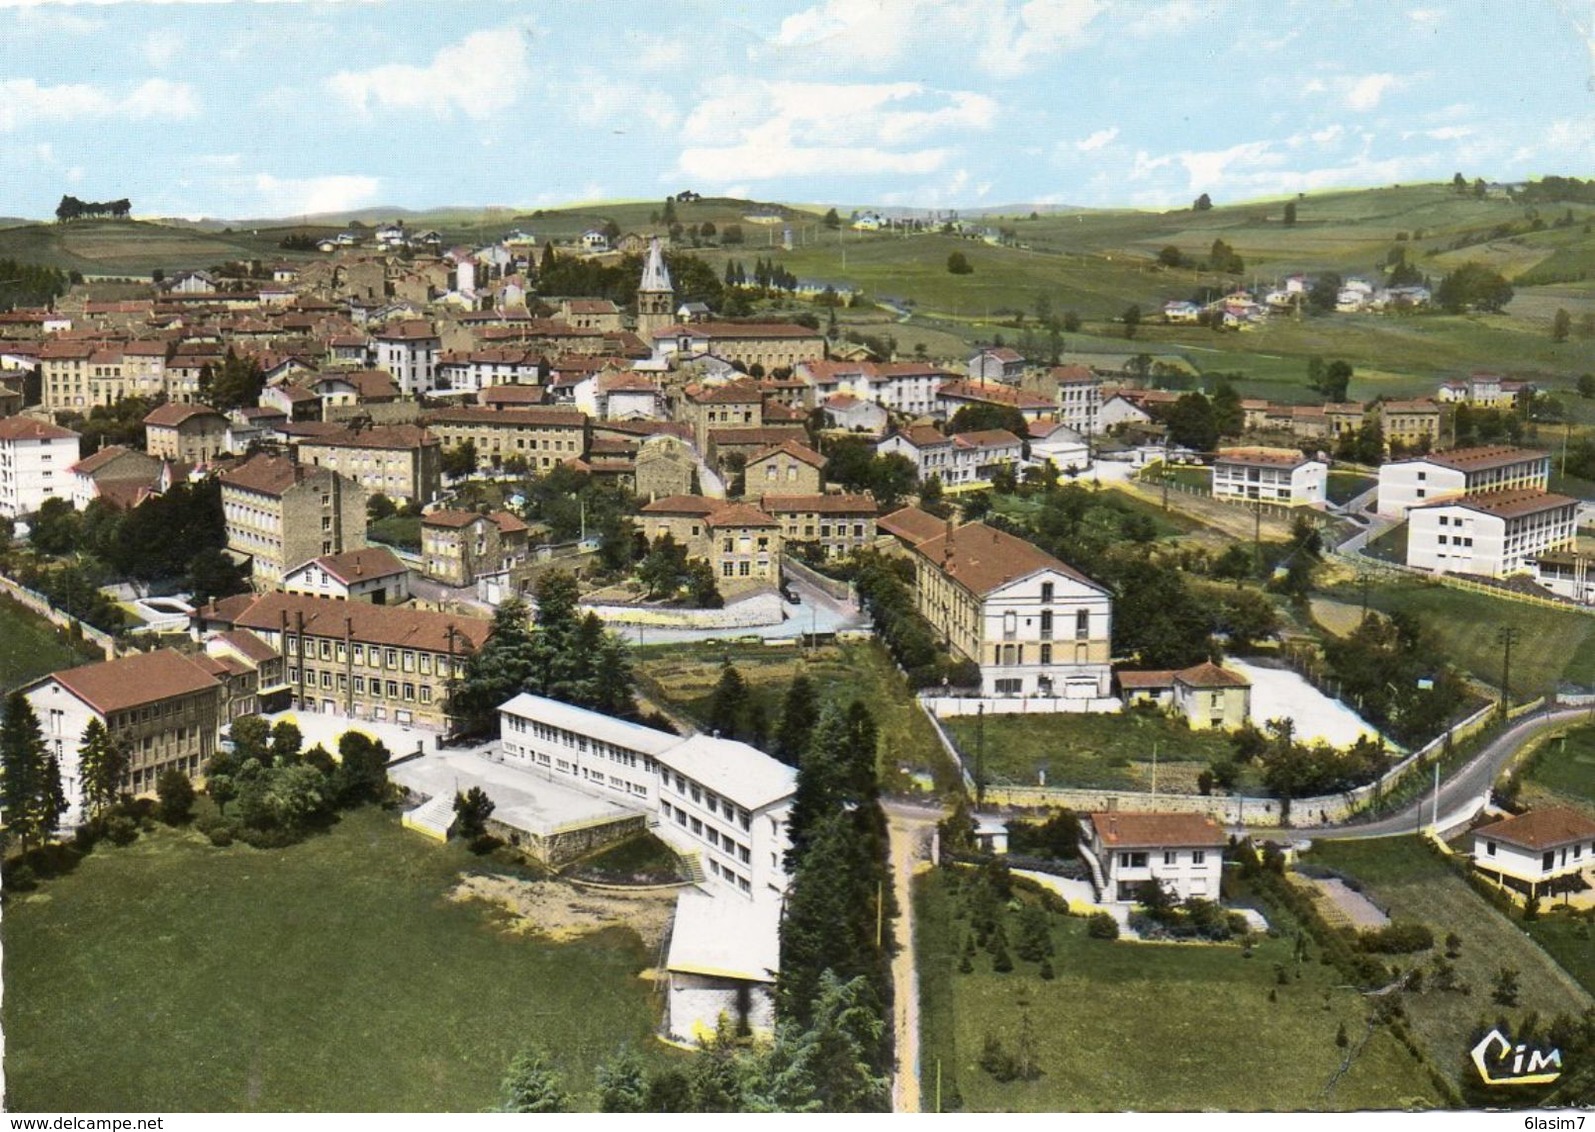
0, 417, 78, 442
1088, 812, 1227, 849
143, 402, 226, 427
760, 493, 877, 516
1419, 488, 1578, 520
1174, 662, 1250, 689
47, 649, 220, 715
878, 505, 949, 546
1475, 806, 1595, 851
640, 495, 720, 516
913, 521, 1103, 596
221, 591, 488, 655
299, 545, 408, 584
748, 438, 825, 469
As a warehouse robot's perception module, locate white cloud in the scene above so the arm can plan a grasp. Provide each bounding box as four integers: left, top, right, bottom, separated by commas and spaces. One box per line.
142, 29, 183, 69
1127, 133, 1435, 204
770, 0, 927, 67
1344, 73, 1402, 111
1408, 8, 1445, 25
1128, 0, 1207, 38
11, 5, 103, 35
678, 79, 993, 183
0, 76, 198, 131
1076, 126, 1119, 151
980, 0, 1104, 77
327, 25, 531, 120
242, 173, 382, 218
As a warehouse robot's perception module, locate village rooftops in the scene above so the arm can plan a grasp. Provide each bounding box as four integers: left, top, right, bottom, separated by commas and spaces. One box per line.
1414, 488, 1577, 519
142, 402, 226, 427
300, 545, 408, 583
640, 495, 721, 517
422, 508, 527, 533
706, 502, 778, 529
937, 380, 1054, 410
655, 321, 823, 340
44, 649, 221, 715
749, 438, 824, 468
1117, 662, 1251, 691
296, 424, 437, 450
760, 493, 877, 515
951, 428, 1023, 450
0, 417, 78, 442
879, 505, 951, 546
217, 453, 322, 496
1087, 812, 1228, 849
668, 888, 781, 983
659, 732, 797, 811
1048, 364, 1097, 384
914, 521, 1103, 596
1474, 806, 1595, 852
1394, 445, 1549, 472
423, 406, 586, 428
685, 380, 765, 405
890, 425, 953, 449
373, 320, 438, 341
214, 591, 488, 654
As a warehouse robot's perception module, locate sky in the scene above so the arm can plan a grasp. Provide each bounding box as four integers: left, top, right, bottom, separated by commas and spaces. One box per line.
2, 0, 1594, 220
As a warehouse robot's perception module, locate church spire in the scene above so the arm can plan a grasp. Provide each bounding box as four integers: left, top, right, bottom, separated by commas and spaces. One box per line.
640, 236, 672, 294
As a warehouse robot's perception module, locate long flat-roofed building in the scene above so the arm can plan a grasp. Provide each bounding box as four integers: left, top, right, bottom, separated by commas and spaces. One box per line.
1377, 445, 1550, 519
1406, 488, 1578, 578
1212, 447, 1327, 506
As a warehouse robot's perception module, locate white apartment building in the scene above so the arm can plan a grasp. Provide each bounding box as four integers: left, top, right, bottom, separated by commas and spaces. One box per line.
1376, 446, 1549, 519
1082, 812, 1227, 904
876, 426, 1024, 488
497, 693, 795, 902
1212, 448, 1327, 506
372, 320, 441, 395
796, 360, 954, 418
1049, 365, 1103, 435
1407, 489, 1577, 578
0, 417, 81, 518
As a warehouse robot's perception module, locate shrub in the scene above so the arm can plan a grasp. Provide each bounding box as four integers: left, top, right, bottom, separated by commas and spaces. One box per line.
1359, 922, 1435, 954
6, 863, 39, 891
1039, 958, 1055, 980
206, 826, 234, 848
103, 815, 139, 846
1087, 912, 1119, 939
979, 1034, 1019, 1082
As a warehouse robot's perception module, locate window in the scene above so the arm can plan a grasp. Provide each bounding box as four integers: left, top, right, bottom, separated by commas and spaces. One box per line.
1040, 581, 1054, 602
1119, 851, 1148, 868
1163, 851, 1177, 866
1192, 850, 1206, 865
386, 680, 399, 699
1076, 609, 1090, 639
385, 648, 397, 668
1485, 840, 1496, 857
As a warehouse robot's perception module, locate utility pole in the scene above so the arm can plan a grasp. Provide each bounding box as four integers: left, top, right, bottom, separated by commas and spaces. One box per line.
1161, 438, 1171, 511
1253, 498, 1264, 575
1497, 625, 1521, 721
975, 702, 986, 809
1432, 761, 1441, 831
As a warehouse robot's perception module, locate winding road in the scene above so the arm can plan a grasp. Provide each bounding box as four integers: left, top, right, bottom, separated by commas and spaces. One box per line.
1298, 705, 1592, 840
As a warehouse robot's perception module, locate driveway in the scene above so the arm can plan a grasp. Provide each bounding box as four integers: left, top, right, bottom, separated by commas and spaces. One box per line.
883, 799, 943, 1113
626, 573, 872, 645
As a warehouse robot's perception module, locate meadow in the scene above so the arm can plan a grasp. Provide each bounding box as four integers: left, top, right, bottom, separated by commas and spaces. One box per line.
914, 870, 1441, 1112
1, 808, 669, 1112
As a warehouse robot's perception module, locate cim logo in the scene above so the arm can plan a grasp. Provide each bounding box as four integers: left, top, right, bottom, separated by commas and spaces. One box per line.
1471, 1028, 1564, 1087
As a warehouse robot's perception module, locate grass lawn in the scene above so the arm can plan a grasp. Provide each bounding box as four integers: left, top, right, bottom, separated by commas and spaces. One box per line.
941, 710, 1242, 793
0, 595, 104, 693
368, 514, 422, 551
914, 870, 1440, 1111
1523, 914, 1595, 998
1303, 837, 1594, 1089
564, 832, 684, 884
1361, 523, 1408, 564
632, 638, 957, 792
1327, 471, 1377, 507
988, 483, 1200, 540
1332, 576, 1595, 697
1520, 722, 1595, 811
2, 808, 669, 1112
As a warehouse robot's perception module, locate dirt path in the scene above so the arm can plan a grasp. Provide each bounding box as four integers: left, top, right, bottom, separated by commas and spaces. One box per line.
448, 873, 677, 950
885, 804, 940, 1113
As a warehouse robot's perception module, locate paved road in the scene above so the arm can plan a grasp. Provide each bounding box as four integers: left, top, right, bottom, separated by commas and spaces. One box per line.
625, 573, 871, 645
884, 799, 944, 1114
1271, 707, 1591, 841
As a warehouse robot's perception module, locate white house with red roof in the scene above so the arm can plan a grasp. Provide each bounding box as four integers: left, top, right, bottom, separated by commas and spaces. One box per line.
1473, 806, 1595, 899
1082, 812, 1227, 904
282, 546, 412, 605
